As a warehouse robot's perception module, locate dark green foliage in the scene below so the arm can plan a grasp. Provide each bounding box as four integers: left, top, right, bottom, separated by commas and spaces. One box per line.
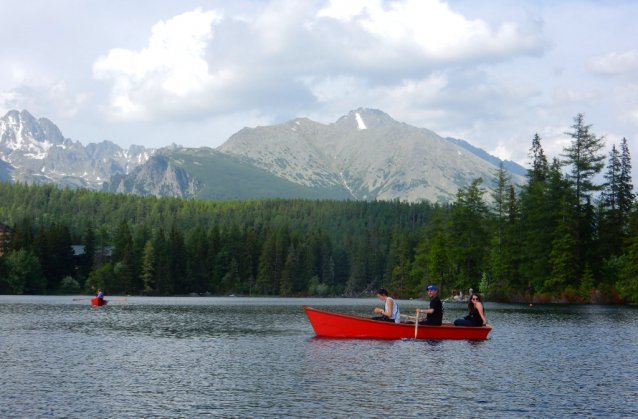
80, 221, 96, 279
1, 249, 45, 294
0, 113, 636, 302
448, 178, 490, 290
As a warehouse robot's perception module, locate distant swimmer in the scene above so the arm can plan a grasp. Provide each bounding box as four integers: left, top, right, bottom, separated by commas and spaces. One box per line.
454, 294, 487, 327
372, 288, 401, 323
417, 285, 443, 326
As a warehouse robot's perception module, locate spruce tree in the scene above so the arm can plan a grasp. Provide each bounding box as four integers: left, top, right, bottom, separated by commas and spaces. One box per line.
80, 221, 96, 279
140, 240, 155, 294
561, 113, 606, 263
448, 178, 489, 289
528, 133, 549, 185
545, 198, 578, 293
619, 137, 635, 223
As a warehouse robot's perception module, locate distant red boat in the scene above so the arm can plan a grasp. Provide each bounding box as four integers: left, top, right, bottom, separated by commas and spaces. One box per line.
304, 305, 491, 340
91, 298, 108, 306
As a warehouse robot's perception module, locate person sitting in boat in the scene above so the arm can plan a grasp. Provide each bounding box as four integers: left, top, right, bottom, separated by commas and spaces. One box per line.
417, 285, 443, 325
454, 294, 487, 327
372, 288, 401, 323
96, 289, 104, 301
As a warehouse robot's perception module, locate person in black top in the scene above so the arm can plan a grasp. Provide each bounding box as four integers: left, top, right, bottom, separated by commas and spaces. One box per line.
454, 294, 487, 327
417, 285, 443, 325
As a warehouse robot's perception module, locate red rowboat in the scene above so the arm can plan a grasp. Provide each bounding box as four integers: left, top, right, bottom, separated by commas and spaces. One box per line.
304, 305, 491, 340
91, 298, 108, 306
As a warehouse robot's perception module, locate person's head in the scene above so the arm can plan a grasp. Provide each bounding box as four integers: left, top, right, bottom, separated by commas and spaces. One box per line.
426, 285, 437, 298
469, 294, 481, 310
97, 289, 101, 293
376, 288, 389, 300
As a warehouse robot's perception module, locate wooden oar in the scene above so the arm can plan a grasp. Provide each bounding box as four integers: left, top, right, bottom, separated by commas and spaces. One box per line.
109, 299, 127, 301
414, 309, 419, 339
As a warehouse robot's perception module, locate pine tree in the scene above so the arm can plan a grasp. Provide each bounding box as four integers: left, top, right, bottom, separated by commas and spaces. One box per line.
449, 178, 489, 289
80, 221, 96, 279
280, 243, 299, 296
528, 133, 549, 186
168, 223, 187, 293
561, 113, 606, 263
140, 240, 155, 294
257, 234, 277, 295
619, 137, 635, 225
429, 232, 450, 291
222, 258, 241, 293
545, 198, 578, 293
579, 263, 594, 300
112, 221, 133, 264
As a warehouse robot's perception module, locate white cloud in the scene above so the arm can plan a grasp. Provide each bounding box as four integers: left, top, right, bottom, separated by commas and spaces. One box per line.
91, 1, 547, 123
93, 8, 223, 120
317, 0, 546, 61
587, 49, 638, 76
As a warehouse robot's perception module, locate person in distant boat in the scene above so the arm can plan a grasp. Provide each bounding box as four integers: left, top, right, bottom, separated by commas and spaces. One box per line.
372, 288, 401, 323
417, 285, 443, 325
454, 294, 487, 327
96, 289, 104, 301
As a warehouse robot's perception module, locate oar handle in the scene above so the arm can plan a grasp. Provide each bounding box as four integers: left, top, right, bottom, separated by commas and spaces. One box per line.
400, 314, 419, 320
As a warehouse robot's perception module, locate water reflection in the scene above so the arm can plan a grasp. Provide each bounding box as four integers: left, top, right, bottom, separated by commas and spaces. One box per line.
0, 296, 637, 418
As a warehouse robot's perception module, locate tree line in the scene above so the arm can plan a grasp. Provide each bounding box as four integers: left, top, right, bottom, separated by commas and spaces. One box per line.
0, 113, 637, 303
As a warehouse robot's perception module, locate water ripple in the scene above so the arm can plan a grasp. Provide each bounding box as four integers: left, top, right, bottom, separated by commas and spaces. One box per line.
0, 296, 637, 418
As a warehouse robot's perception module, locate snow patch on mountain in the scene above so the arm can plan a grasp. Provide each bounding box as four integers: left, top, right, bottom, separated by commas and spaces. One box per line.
355, 113, 367, 130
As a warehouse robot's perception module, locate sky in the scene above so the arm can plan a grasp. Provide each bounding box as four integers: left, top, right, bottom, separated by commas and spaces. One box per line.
1, 0, 637, 166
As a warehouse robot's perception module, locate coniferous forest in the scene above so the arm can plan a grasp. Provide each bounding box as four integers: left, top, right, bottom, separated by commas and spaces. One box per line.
0, 114, 637, 303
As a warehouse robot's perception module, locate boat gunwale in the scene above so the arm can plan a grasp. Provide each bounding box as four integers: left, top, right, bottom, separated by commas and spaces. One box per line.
303, 305, 491, 331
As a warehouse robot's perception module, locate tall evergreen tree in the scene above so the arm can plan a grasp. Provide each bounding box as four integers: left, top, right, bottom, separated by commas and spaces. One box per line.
80, 220, 96, 279
619, 137, 635, 223
528, 133, 549, 186
140, 240, 155, 294
545, 198, 578, 293
561, 113, 606, 264
448, 178, 489, 289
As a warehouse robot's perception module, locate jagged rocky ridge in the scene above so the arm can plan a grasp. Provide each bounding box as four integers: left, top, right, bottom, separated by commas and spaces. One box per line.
0, 110, 155, 188
0, 108, 525, 203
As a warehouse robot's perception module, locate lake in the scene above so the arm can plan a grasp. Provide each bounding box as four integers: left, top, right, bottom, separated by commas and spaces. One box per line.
1, 296, 637, 418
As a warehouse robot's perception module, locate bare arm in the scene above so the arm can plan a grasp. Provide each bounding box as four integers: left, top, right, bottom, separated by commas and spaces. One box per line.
476, 302, 487, 325
374, 299, 394, 316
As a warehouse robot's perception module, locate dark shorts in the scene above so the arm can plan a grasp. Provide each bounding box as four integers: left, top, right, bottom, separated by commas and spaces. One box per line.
372, 316, 394, 322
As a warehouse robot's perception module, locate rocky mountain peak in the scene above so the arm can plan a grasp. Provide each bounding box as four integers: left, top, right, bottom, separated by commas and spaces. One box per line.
332, 108, 404, 131
0, 109, 156, 189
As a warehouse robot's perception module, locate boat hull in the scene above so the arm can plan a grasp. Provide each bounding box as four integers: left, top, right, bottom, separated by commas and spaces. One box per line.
91, 298, 108, 306
303, 305, 491, 340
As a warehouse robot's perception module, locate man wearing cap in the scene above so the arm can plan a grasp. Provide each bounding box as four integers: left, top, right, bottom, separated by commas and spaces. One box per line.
417, 285, 443, 326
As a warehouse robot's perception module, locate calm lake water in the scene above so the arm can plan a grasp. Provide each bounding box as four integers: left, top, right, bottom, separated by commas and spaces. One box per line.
0, 296, 637, 418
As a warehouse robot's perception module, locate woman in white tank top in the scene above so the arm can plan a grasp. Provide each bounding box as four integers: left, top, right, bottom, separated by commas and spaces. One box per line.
372, 288, 401, 323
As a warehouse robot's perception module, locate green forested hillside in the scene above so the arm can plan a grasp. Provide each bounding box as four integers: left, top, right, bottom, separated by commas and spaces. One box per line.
1, 114, 637, 303
105, 147, 353, 201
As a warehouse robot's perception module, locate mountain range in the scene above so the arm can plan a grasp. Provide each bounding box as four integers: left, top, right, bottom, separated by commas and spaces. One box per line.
0, 110, 155, 189
0, 108, 526, 203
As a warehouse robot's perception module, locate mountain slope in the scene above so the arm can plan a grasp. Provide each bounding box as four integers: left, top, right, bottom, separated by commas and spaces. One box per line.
104, 147, 352, 200
446, 137, 527, 177
219, 108, 524, 202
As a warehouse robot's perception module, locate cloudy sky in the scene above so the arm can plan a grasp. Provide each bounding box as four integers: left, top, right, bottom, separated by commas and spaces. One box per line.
1, 0, 637, 165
